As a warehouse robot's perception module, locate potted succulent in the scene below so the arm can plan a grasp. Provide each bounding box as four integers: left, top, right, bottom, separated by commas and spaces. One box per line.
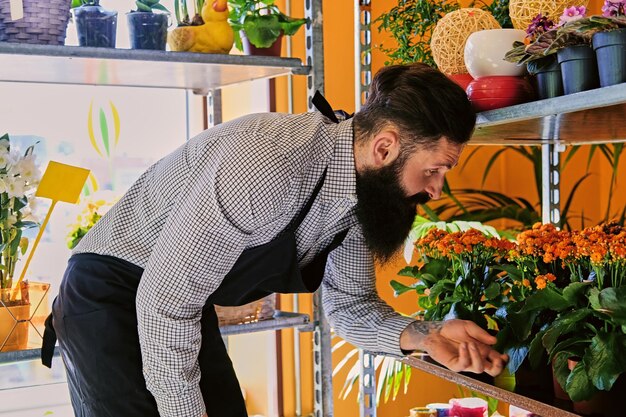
71, 0, 118, 48
168, 0, 234, 53
127, 0, 170, 50
227, 0, 307, 56
0, 134, 41, 352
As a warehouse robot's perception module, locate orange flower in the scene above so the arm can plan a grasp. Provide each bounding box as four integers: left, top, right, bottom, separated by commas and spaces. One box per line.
522, 278, 531, 288
534, 276, 547, 289
545, 273, 556, 282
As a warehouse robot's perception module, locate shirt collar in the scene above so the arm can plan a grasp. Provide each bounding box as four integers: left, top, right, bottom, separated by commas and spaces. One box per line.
321, 118, 357, 204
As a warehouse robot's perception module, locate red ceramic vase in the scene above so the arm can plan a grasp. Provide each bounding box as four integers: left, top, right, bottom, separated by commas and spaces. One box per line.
466, 76, 535, 112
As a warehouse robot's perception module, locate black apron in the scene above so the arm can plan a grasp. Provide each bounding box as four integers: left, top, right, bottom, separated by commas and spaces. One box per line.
42, 92, 349, 417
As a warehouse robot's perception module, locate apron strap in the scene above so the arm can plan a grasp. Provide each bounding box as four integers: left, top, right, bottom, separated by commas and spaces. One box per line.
41, 312, 57, 368
312, 91, 339, 123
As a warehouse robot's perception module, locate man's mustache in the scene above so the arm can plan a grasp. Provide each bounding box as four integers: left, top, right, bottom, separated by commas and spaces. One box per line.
407, 191, 431, 205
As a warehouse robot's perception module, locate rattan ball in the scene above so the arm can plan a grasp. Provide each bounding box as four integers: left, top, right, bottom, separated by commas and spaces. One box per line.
431, 8, 501, 75
509, 0, 590, 30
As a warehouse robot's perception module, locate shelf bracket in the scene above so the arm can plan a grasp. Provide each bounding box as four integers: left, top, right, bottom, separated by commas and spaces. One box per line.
313, 290, 333, 417
359, 350, 377, 417
540, 115, 565, 226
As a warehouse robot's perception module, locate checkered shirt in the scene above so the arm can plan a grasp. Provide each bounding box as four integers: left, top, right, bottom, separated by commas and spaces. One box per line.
74, 111, 415, 417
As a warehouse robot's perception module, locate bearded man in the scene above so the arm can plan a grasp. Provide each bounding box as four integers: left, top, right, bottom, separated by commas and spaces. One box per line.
43, 63, 508, 417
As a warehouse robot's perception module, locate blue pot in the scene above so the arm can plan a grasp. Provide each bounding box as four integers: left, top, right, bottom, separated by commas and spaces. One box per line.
557, 45, 599, 94
127, 11, 169, 51
73, 5, 117, 48
593, 28, 626, 87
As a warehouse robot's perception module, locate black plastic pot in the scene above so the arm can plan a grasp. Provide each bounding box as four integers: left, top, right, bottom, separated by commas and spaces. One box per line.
528, 55, 564, 99
73, 5, 117, 48
593, 28, 626, 87
127, 11, 169, 50
557, 45, 600, 94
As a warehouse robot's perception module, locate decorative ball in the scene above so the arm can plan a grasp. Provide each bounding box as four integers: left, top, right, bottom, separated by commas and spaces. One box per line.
509, 0, 590, 30
466, 76, 535, 112
431, 8, 501, 75
464, 29, 527, 78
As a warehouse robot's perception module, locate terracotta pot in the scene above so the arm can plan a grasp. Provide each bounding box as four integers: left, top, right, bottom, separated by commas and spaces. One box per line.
241, 32, 283, 57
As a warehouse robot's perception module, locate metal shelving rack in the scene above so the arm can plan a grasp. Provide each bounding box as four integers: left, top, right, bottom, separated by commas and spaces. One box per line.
0, 2, 332, 415
354, 3, 626, 416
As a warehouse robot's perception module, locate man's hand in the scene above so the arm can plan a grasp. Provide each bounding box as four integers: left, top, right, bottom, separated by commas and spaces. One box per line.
400, 319, 508, 376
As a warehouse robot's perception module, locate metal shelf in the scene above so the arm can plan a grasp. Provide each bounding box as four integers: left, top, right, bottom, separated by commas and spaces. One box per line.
403, 356, 580, 417
0, 311, 309, 364
0, 42, 309, 94
472, 83, 626, 145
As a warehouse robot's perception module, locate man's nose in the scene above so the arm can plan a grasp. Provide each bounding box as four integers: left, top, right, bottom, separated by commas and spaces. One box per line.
425, 178, 444, 200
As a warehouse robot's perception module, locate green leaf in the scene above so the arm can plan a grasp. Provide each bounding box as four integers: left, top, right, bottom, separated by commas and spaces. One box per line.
390, 280, 418, 297
598, 287, 626, 325
508, 309, 539, 342
585, 331, 626, 391
519, 286, 572, 313
528, 330, 547, 369
566, 360, 598, 402
151, 3, 169, 12
588, 287, 601, 310
277, 13, 307, 36
552, 351, 571, 394
244, 15, 282, 48
562, 281, 590, 306
397, 265, 420, 278
543, 309, 592, 352
484, 282, 501, 300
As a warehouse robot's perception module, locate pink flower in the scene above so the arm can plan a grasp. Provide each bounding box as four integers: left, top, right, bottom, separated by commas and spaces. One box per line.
559, 5, 587, 25
602, 0, 626, 17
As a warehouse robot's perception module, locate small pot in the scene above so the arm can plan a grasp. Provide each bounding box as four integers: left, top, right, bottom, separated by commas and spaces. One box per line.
73, 4, 118, 48
127, 11, 169, 50
241, 31, 283, 56
592, 28, 626, 87
557, 45, 600, 95
528, 55, 563, 99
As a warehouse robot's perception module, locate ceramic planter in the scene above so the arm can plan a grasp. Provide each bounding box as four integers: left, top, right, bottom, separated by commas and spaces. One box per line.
464, 28, 528, 79
592, 28, 626, 87
73, 4, 117, 48
127, 11, 169, 51
557, 45, 600, 94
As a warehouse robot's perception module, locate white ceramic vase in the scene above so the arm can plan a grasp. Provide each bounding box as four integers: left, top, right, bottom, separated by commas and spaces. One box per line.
464, 29, 527, 79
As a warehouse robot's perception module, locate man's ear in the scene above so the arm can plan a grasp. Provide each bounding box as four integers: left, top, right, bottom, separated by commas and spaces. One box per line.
370, 128, 401, 168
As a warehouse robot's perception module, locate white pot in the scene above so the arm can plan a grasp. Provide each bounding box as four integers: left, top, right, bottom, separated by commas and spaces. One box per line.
464, 29, 527, 79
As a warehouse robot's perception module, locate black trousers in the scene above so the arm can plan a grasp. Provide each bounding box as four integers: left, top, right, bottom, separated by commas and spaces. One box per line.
53, 254, 247, 417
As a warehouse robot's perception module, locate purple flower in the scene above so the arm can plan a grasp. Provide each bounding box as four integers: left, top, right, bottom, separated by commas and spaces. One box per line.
559, 5, 587, 25
602, 0, 626, 17
525, 13, 556, 40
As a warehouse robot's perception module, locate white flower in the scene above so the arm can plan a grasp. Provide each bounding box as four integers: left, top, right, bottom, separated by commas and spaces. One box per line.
0, 149, 14, 170
6, 178, 26, 199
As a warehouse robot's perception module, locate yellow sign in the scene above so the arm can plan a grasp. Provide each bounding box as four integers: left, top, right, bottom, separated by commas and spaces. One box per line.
36, 161, 91, 204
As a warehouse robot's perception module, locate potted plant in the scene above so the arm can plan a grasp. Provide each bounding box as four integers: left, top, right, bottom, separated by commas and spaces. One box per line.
504, 13, 564, 98
500, 223, 626, 415
168, 0, 234, 53
71, 0, 118, 48
66, 193, 117, 249
227, 0, 306, 56
127, 0, 170, 50
557, 1, 626, 86
0, 134, 41, 352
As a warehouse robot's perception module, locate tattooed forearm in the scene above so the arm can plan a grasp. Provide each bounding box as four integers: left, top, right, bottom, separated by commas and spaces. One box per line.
408, 320, 444, 336
400, 320, 444, 353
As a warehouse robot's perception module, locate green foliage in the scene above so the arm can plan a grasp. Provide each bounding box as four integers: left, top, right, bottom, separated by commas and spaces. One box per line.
228, 0, 307, 50
71, 0, 100, 7
477, 0, 512, 28
173, 0, 204, 26
134, 0, 169, 13
373, 0, 460, 67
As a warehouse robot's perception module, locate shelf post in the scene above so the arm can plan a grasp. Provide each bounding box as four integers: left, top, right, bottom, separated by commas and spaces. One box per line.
540, 115, 564, 226
354, 1, 377, 416
306, 1, 331, 416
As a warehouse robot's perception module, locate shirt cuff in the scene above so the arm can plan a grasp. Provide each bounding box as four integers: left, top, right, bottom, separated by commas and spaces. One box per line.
155, 388, 205, 417
377, 315, 416, 357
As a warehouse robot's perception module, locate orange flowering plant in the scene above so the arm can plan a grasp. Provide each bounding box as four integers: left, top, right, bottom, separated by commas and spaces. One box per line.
500, 222, 626, 402
395, 226, 515, 332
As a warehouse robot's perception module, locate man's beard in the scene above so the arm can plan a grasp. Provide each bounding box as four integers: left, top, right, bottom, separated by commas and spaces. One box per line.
355, 160, 430, 264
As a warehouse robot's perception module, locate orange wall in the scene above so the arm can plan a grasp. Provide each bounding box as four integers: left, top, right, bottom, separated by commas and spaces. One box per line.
275, 0, 625, 416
